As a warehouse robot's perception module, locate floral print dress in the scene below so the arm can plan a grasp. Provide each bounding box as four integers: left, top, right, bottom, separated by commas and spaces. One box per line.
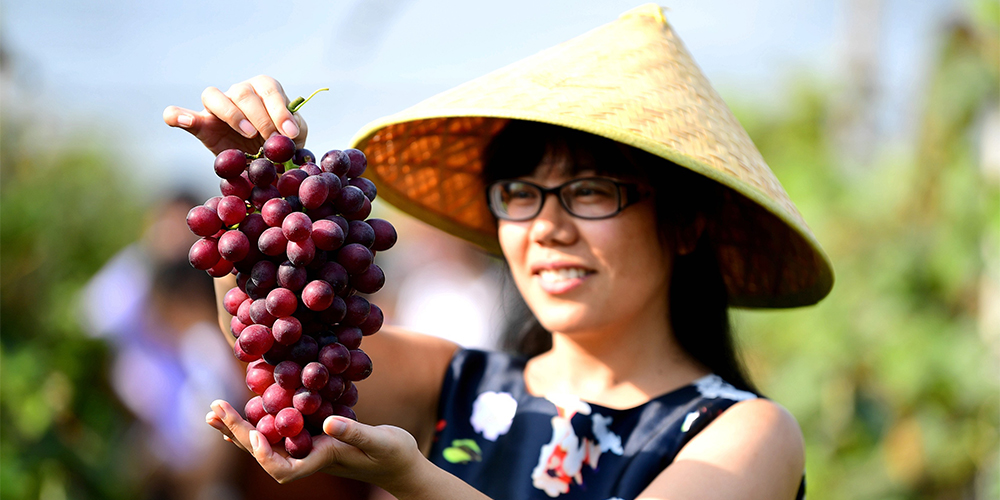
430, 349, 806, 500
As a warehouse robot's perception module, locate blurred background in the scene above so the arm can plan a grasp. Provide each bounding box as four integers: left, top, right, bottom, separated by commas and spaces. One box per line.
1, 0, 997, 499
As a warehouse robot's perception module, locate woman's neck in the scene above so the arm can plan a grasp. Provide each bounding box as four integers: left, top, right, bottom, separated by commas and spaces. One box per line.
523, 311, 709, 409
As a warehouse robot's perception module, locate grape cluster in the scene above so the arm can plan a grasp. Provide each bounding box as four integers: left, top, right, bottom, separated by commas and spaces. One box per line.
185, 134, 396, 458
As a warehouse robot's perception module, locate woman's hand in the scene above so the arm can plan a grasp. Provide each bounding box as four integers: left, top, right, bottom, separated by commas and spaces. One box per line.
205, 399, 426, 489
163, 75, 308, 156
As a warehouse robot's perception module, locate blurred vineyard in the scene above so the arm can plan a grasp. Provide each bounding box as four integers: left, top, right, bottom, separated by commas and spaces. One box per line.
1, 2, 997, 500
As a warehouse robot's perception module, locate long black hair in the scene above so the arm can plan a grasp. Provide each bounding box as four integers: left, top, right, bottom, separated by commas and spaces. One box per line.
481, 120, 758, 394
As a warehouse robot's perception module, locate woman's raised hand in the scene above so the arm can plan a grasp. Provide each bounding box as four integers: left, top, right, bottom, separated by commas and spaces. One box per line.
163, 75, 308, 156
206, 399, 427, 491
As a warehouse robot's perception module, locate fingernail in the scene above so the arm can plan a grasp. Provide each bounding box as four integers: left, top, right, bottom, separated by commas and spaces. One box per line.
326, 417, 347, 436
177, 114, 193, 128
249, 431, 260, 450
282, 119, 299, 138
238, 119, 256, 138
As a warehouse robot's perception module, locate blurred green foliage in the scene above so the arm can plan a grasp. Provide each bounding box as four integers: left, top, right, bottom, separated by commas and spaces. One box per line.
1, 115, 148, 498
733, 8, 999, 500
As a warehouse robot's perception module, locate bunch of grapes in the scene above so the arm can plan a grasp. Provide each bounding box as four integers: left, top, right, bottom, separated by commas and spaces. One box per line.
185, 132, 396, 459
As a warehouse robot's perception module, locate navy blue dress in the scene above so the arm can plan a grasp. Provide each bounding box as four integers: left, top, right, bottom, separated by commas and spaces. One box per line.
429, 349, 805, 500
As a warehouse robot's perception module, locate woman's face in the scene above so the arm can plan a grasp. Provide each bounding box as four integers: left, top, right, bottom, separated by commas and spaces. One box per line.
497, 164, 673, 337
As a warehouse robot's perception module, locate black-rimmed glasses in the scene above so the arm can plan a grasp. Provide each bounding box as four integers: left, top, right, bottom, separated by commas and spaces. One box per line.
486, 177, 646, 221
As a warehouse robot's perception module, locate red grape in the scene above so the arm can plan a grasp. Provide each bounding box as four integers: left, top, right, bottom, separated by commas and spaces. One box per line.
317, 295, 347, 324
284, 429, 312, 458
344, 349, 373, 381
224, 287, 249, 315
344, 149, 367, 178
248, 158, 278, 187
293, 149, 315, 165
218, 229, 250, 262
250, 185, 281, 211
262, 383, 295, 414
258, 226, 288, 256
335, 326, 363, 350
272, 316, 303, 345
215, 149, 247, 178
277, 261, 307, 291
256, 414, 282, 444
217, 195, 248, 227
334, 185, 366, 214
264, 135, 296, 164
186, 206, 222, 237
302, 280, 334, 311
317, 261, 349, 294
298, 175, 329, 209
274, 360, 302, 390
275, 407, 304, 438
221, 174, 253, 199
343, 296, 370, 326
321, 150, 351, 176
282, 212, 313, 242
336, 382, 359, 408
239, 213, 268, 243
245, 396, 267, 426
277, 168, 309, 197
351, 264, 385, 294
249, 298, 277, 327
230, 316, 247, 338
368, 219, 397, 251
239, 324, 274, 356
301, 362, 329, 391
336, 243, 372, 274
348, 177, 377, 201
293, 388, 322, 415
188, 237, 221, 270
345, 220, 375, 248
246, 360, 276, 395
286, 238, 316, 266
234, 339, 260, 362
289, 336, 319, 365
359, 304, 384, 336
301, 162, 321, 176
320, 374, 346, 401
318, 343, 350, 374
342, 196, 372, 221
266, 287, 298, 318
206, 258, 234, 278
261, 198, 293, 227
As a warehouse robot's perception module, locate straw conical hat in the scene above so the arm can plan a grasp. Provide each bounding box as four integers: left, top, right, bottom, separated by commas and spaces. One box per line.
350, 3, 834, 308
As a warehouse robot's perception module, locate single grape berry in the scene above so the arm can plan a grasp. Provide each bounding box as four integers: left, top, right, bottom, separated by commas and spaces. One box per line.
239, 324, 274, 356
189, 237, 221, 270
250, 185, 281, 211
368, 219, 397, 251
248, 158, 278, 187
335, 326, 363, 350
344, 148, 367, 178
334, 185, 366, 214
218, 230, 250, 262
342, 197, 373, 221
272, 316, 303, 345
258, 226, 289, 256
318, 343, 350, 374
220, 174, 253, 199
292, 388, 322, 415
282, 212, 313, 242
302, 280, 334, 311
261, 198, 293, 227
215, 149, 248, 179
206, 258, 234, 278
301, 362, 329, 391
262, 383, 295, 414
250, 260, 278, 290
284, 428, 312, 458
345, 220, 375, 248
277, 261, 308, 291
293, 148, 315, 165
298, 175, 329, 210
321, 150, 351, 176
245, 396, 267, 426
286, 238, 316, 267
256, 414, 282, 444
274, 360, 303, 390
359, 304, 384, 336
217, 195, 249, 227
311, 219, 346, 251
343, 296, 371, 326
288, 336, 319, 365
246, 360, 276, 395
264, 134, 296, 164
320, 374, 347, 401
336, 243, 372, 274
350, 264, 385, 294
186, 206, 222, 237
266, 287, 298, 318
348, 177, 377, 201
277, 168, 309, 197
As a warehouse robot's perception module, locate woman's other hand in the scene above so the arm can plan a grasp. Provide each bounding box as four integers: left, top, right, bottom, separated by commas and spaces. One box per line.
163, 75, 308, 156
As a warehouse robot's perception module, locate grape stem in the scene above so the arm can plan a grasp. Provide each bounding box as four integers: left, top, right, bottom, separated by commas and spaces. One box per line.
288, 88, 329, 114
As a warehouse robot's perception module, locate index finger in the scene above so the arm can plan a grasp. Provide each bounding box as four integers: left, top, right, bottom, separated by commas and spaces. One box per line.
248, 75, 300, 139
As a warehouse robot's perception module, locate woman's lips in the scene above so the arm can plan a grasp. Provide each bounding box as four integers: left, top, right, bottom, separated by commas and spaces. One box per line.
534, 267, 593, 294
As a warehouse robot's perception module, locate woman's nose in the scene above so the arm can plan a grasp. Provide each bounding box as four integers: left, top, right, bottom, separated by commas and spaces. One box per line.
529, 193, 578, 246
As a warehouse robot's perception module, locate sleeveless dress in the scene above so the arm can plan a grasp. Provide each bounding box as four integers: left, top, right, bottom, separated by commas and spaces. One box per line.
429, 349, 806, 500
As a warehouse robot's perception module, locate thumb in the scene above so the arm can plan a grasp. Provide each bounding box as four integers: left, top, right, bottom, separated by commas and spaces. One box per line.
324, 416, 370, 449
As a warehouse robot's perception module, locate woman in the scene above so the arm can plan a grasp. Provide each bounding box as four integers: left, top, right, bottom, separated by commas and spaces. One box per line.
164, 6, 832, 499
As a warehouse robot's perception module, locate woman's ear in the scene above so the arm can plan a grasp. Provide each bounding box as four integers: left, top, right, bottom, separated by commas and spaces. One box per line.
675, 213, 706, 256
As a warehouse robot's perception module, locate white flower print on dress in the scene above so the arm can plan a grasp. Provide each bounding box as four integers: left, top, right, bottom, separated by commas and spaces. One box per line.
531, 394, 625, 497
694, 374, 757, 402
470, 391, 518, 441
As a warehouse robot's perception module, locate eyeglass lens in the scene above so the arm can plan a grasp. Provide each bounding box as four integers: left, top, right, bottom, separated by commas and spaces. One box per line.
490, 178, 622, 220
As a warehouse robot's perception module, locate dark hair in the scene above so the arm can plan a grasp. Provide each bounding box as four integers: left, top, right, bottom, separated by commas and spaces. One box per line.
482, 120, 758, 394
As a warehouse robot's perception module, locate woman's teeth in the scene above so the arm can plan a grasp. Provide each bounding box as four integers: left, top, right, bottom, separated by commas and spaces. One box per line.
538, 268, 590, 282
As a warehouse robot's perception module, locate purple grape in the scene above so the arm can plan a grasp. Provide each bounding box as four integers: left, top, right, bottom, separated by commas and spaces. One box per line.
348, 177, 377, 201
277, 169, 309, 197
245, 395, 267, 426
302, 280, 334, 311
320, 172, 342, 201
220, 174, 253, 199
262, 341, 291, 365
274, 360, 302, 390
317, 295, 347, 324
336, 382, 359, 408
344, 149, 367, 178
236, 298, 253, 324
321, 150, 351, 176
298, 175, 329, 210
331, 404, 358, 421
326, 215, 349, 233
264, 135, 296, 164
277, 261, 308, 291
306, 400, 334, 428
230, 316, 247, 338
335, 243, 372, 274
239, 324, 274, 356
368, 219, 397, 251
319, 343, 350, 374
256, 414, 281, 444
239, 213, 268, 243
287, 238, 316, 266
320, 374, 347, 401
307, 203, 337, 222
289, 335, 319, 365
301, 362, 329, 391
272, 316, 303, 345
217, 195, 248, 227
343, 296, 371, 326
261, 198, 293, 227
188, 237, 221, 270
232, 246, 265, 275
206, 258, 234, 278
300, 162, 321, 176
246, 360, 276, 395
311, 219, 346, 251
250, 260, 278, 290
258, 226, 288, 256
293, 148, 315, 166
262, 383, 295, 414
234, 339, 260, 363
335, 326, 363, 350
218, 229, 250, 262
342, 197, 372, 221
282, 212, 313, 242
315, 261, 349, 295
266, 287, 298, 318
359, 304, 384, 336
186, 206, 222, 237
344, 349, 373, 381
345, 220, 375, 248
305, 249, 329, 272
293, 387, 322, 415
351, 263, 385, 294
248, 158, 278, 187
249, 298, 277, 327
284, 428, 312, 458
334, 185, 366, 214
250, 185, 281, 211
215, 149, 248, 179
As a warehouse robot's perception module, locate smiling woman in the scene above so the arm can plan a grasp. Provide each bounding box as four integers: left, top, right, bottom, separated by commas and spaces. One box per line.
168, 4, 829, 499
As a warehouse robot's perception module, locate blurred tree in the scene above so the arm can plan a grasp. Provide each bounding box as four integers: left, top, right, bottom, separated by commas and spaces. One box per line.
733, 2, 999, 499
0, 102, 148, 497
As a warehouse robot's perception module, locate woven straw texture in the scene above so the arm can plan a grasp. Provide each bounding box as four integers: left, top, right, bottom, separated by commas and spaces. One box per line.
351, 3, 834, 308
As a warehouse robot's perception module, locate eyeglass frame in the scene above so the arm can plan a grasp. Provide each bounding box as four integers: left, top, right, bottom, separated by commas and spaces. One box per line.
485, 176, 649, 221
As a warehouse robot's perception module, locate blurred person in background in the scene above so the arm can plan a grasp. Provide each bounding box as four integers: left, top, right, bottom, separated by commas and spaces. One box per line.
80, 193, 244, 500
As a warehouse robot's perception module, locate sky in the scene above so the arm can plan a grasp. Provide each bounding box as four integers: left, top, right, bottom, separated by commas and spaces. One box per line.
1, 0, 964, 197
